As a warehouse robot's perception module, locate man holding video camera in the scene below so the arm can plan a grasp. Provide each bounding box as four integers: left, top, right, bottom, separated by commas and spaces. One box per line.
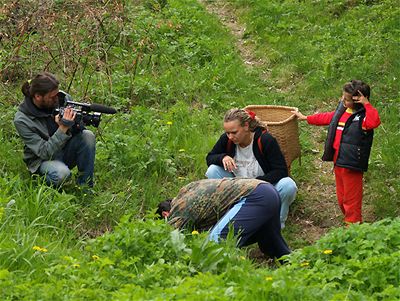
14, 72, 96, 188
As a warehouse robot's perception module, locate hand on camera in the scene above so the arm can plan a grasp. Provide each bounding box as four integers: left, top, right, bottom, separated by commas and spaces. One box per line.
55, 107, 76, 133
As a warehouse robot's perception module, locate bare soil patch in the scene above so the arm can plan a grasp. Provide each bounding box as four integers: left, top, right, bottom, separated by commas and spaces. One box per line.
198, 1, 266, 68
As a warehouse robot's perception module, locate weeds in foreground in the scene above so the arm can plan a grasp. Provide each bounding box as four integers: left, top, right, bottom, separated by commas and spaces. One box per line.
0, 0, 399, 299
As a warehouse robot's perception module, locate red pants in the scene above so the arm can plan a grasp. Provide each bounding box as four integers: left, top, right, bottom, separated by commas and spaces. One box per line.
334, 166, 363, 223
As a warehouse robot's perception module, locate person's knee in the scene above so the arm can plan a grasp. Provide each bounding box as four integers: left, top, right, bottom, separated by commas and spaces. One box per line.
286, 179, 298, 199
205, 164, 224, 179
277, 177, 297, 201
277, 178, 297, 228
81, 130, 96, 148
41, 161, 71, 186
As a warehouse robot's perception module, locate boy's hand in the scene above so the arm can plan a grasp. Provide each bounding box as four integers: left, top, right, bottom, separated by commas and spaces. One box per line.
353, 90, 370, 106
291, 110, 307, 121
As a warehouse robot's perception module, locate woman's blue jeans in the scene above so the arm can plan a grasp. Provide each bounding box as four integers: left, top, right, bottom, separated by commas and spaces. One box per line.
38, 130, 96, 187
205, 164, 297, 228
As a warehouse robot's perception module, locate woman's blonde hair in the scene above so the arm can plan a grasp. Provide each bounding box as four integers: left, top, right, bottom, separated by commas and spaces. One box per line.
224, 108, 267, 131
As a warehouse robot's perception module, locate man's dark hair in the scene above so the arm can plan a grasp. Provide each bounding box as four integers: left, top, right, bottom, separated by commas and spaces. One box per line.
21, 72, 59, 98
156, 199, 172, 218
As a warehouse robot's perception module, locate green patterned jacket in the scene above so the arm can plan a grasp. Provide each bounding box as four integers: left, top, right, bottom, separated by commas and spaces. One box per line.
169, 178, 264, 231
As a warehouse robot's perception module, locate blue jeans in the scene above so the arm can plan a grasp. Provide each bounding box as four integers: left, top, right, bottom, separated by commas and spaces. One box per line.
205, 164, 297, 228
39, 130, 96, 187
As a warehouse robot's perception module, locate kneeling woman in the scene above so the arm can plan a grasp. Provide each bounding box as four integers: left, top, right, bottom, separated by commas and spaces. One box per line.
205, 108, 297, 228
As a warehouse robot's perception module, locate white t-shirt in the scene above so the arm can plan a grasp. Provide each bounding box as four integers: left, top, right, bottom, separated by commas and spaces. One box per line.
233, 139, 264, 178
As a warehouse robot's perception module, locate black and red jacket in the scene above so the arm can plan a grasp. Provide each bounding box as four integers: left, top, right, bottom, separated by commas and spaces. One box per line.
308, 101, 380, 172
206, 127, 288, 184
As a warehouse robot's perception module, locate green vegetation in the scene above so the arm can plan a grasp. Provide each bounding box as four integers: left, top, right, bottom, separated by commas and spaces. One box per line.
0, 0, 398, 299
226, 0, 400, 219
1, 217, 400, 300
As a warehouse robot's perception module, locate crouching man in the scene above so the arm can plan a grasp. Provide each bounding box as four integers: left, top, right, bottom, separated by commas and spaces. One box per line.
14, 72, 96, 188
157, 178, 291, 260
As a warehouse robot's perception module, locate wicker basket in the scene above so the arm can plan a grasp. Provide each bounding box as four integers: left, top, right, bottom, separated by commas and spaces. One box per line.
245, 105, 301, 168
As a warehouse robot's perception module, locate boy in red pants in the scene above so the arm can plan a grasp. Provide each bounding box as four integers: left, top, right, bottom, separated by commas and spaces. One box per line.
292, 80, 381, 224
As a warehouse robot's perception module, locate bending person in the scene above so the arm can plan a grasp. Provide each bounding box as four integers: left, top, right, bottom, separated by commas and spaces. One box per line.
157, 178, 291, 260
206, 108, 297, 228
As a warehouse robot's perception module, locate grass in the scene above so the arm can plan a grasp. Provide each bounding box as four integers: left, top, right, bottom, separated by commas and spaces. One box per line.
0, 0, 399, 299
226, 0, 400, 217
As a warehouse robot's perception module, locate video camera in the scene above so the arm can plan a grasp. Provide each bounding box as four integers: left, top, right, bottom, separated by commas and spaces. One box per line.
54, 91, 117, 128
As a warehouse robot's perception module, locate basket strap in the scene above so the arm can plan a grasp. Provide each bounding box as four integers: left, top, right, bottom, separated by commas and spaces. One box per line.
257, 129, 268, 155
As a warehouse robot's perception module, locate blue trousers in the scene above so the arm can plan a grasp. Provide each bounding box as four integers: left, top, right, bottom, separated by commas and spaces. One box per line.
205, 164, 297, 228
39, 130, 96, 187
209, 183, 290, 259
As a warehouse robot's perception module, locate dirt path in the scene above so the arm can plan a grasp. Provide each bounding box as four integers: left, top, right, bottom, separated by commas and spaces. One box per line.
198, 0, 347, 245
198, 1, 267, 68
292, 145, 341, 243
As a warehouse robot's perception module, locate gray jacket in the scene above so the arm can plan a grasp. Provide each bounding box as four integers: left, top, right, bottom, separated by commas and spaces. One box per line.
14, 96, 71, 173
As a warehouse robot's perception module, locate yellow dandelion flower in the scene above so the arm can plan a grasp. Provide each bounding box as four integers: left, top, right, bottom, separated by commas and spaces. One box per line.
323, 249, 333, 255
265, 276, 273, 281
300, 261, 309, 267
166, 121, 173, 125
92, 255, 100, 260
33, 246, 47, 252
178, 149, 185, 152
72, 263, 80, 268
191, 230, 199, 235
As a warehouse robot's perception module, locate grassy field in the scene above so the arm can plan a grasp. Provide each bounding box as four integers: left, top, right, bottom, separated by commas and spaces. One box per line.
0, 0, 399, 299
225, 0, 400, 220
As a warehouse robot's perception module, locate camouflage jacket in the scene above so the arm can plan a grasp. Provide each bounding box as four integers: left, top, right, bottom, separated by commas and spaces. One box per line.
168, 178, 264, 231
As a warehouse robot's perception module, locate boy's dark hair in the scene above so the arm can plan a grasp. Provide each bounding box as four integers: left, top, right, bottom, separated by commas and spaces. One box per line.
358, 82, 371, 99
156, 199, 172, 218
21, 72, 59, 98
343, 79, 370, 99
